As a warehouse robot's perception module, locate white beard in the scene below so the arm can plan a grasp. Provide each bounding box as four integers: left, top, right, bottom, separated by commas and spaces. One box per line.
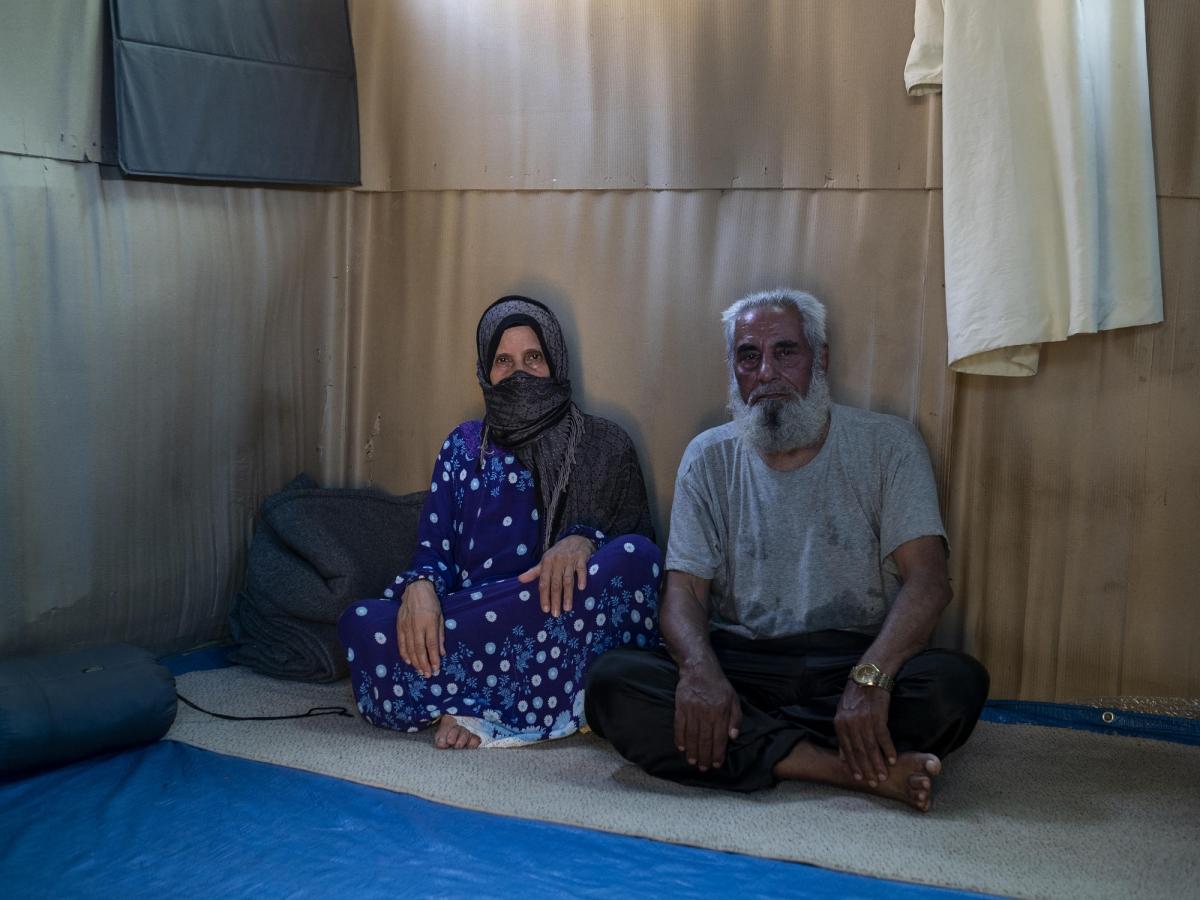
729, 369, 832, 454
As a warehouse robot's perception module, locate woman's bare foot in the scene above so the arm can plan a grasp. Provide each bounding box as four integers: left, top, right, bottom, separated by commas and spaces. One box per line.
773, 741, 941, 812
434, 715, 482, 749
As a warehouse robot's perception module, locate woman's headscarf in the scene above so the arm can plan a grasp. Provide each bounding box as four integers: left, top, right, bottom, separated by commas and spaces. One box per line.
476, 296, 587, 551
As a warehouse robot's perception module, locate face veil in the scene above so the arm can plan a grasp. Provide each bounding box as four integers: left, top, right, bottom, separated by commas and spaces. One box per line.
475, 296, 586, 551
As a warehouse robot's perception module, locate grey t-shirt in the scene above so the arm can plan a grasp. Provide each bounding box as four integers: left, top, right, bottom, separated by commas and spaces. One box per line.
665, 404, 946, 639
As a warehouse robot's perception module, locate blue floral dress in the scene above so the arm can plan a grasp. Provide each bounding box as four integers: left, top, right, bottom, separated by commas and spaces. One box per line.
337, 420, 662, 746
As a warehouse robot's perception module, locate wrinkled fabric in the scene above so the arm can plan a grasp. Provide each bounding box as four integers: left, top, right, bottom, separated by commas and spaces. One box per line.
228, 474, 427, 681
905, 0, 1163, 374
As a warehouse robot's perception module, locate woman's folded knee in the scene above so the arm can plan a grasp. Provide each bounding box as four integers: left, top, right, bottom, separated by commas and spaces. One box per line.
337, 598, 395, 641
596, 533, 660, 564
589, 535, 663, 597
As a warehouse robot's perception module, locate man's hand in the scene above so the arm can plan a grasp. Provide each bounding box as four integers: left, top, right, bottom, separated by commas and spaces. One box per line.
396, 579, 444, 678
518, 534, 595, 617
674, 662, 742, 772
834, 680, 897, 786
831, 535, 949, 786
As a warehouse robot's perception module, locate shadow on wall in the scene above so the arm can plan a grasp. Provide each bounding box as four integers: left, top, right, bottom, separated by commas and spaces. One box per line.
503, 277, 736, 545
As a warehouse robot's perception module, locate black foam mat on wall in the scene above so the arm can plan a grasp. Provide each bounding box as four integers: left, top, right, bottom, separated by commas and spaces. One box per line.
110, 0, 360, 185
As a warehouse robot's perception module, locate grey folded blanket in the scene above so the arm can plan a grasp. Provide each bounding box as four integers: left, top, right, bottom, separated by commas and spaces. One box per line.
228, 474, 427, 682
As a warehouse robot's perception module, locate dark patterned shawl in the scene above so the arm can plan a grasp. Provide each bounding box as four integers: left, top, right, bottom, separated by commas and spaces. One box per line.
476, 296, 653, 550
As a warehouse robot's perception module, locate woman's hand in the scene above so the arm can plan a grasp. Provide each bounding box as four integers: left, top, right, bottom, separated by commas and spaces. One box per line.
396, 579, 444, 678
518, 534, 595, 617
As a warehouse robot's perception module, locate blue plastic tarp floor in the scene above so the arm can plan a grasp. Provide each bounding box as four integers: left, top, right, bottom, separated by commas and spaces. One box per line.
9, 645, 1184, 897
1, 739, 990, 900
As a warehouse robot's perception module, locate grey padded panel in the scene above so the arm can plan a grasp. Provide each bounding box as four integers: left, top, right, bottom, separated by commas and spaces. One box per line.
110, 0, 360, 185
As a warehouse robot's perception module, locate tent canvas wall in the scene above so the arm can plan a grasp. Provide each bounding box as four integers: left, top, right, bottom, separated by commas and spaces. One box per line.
1, 0, 1197, 704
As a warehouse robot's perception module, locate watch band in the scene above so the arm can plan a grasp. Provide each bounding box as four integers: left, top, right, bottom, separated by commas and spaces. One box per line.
850, 663, 896, 692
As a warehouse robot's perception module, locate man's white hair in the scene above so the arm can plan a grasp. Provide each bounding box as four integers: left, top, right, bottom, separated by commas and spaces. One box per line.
720, 288, 828, 361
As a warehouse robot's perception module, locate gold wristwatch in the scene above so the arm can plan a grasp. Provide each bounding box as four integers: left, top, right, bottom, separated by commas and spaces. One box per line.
850, 662, 895, 692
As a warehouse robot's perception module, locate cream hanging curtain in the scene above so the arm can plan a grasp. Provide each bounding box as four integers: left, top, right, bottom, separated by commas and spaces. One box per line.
906, 0, 1164, 375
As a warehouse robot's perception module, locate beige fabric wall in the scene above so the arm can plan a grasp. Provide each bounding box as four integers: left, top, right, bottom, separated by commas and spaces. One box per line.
344, 188, 950, 538
352, 0, 942, 192
2, 0, 1195, 700
0, 154, 352, 656
346, 0, 1199, 701
0, 0, 116, 165
0, 1, 353, 656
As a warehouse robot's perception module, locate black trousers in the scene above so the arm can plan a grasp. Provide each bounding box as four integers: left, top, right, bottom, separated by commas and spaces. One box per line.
585, 630, 989, 792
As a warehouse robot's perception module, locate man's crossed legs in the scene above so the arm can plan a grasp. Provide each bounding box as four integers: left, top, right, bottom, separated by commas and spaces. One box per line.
585, 630, 988, 810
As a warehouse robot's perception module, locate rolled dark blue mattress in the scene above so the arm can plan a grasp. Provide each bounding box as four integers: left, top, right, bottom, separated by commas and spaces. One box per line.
0, 643, 177, 775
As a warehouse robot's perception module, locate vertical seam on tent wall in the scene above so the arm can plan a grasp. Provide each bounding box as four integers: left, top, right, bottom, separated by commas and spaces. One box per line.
335, 191, 357, 484
911, 189, 930, 428
346, 192, 368, 485
925, 189, 957, 519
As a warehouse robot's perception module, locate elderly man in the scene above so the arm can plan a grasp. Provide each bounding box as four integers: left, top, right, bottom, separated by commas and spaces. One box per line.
585, 288, 988, 811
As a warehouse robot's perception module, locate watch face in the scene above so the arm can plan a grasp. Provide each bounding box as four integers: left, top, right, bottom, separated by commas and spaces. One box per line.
852, 664, 879, 685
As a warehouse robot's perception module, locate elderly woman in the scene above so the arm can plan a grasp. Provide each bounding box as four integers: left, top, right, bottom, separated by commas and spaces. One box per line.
338, 296, 661, 748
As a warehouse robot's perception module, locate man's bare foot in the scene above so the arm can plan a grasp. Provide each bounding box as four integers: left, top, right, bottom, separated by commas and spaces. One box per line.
773, 741, 941, 812
857, 751, 940, 811
434, 715, 482, 749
